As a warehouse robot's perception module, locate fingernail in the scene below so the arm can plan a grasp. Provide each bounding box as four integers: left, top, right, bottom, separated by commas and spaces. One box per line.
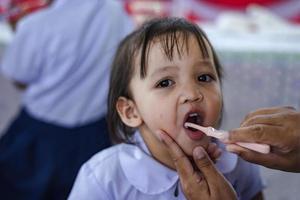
193, 147, 205, 159
156, 131, 164, 142
156, 130, 169, 143
196, 176, 202, 183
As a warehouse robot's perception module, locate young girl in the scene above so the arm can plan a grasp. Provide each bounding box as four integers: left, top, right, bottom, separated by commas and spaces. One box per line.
68, 18, 264, 200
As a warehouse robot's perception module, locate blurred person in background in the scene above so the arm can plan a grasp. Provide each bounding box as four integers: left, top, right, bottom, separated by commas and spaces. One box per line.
0, 0, 133, 199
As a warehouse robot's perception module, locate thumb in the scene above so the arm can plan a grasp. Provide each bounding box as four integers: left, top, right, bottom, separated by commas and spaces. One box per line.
193, 147, 238, 200
193, 146, 220, 181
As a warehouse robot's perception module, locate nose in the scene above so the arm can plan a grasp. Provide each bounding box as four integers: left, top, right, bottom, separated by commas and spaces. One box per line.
179, 84, 203, 104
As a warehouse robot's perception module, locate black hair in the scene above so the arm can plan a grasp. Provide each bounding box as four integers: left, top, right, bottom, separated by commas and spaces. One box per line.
107, 17, 223, 144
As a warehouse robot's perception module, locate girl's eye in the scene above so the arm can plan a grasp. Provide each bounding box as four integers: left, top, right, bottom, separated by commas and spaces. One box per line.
198, 74, 214, 82
156, 79, 174, 88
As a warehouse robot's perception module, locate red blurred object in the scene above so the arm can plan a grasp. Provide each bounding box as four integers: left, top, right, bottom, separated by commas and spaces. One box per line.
0, 6, 6, 14
8, 0, 49, 25
291, 15, 300, 24
185, 10, 203, 22
123, 0, 172, 25
182, 0, 300, 24
200, 0, 284, 8
122, 0, 300, 25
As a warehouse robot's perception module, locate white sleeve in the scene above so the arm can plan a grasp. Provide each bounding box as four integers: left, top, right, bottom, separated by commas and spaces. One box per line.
68, 163, 112, 200
225, 158, 265, 200
1, 18, 43, 84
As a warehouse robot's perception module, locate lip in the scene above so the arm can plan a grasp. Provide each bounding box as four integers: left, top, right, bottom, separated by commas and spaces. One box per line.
185, 128, 205, 140
182, 108, 206, 141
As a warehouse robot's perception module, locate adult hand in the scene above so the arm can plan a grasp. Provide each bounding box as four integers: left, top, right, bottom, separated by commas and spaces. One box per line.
227, 106, 300, 172
159, 130, 237, 200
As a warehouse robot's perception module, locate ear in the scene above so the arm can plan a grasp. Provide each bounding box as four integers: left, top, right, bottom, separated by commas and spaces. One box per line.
116, 97, 142, 128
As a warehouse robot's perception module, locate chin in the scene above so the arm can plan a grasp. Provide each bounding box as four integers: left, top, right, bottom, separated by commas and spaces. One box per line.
183, 149, 194, 157
181, 144, 200, 157
181, 139, 210, 156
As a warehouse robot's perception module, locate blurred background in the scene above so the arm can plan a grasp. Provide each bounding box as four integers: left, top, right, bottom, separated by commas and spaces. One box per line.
1, 0, 300, 199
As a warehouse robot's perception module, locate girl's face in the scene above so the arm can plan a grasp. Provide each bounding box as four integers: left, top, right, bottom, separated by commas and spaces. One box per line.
128, 35, 222, 167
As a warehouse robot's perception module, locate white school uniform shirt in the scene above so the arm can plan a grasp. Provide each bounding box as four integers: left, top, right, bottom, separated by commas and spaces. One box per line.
1, 0, 134, 127
68, 131, 263, 200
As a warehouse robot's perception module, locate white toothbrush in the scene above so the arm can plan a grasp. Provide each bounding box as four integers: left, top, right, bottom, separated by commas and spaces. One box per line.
185, 122, 270, 154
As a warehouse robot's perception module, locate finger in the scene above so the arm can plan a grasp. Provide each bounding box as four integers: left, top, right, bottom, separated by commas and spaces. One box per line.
159, 131, 211, 196
226, 144, 289, 170
179, 172, 210, 199
207, 142, 217, 154
228, 125, 285, 144
193, 146, 221, 185
207, 143, 222, 162
211, 149, 222, 162
158, 130, 194, 179
242, 106, 295, 123
241, 113, 285, 127
241, 108, 298, 128
227, 144, 272, 166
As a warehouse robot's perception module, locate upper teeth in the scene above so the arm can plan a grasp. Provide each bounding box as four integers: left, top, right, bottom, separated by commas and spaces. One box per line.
189, 113, 198, 117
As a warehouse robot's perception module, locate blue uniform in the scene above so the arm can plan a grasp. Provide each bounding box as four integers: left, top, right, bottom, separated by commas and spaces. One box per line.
69, 132, 264, 200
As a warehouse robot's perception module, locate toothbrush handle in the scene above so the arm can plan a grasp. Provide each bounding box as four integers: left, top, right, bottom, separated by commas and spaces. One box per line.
236, 142, 270, 154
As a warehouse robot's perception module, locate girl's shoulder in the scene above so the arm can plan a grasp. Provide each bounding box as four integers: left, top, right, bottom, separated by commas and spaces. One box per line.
69, 143, 141, 199
84, 143, 130, 170
80, 143, 138, 180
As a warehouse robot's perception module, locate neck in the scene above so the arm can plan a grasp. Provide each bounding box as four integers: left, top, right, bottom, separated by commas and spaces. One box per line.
139, 126, 176, 170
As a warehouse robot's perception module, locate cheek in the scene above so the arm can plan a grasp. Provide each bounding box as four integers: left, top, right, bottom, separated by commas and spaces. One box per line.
151, 104, 175, 129
206, 90, 222, 124
179, 137, 211, 156
141, 99, 177, 131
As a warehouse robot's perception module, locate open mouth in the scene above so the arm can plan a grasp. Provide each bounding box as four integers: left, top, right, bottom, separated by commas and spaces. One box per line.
184, 112, 203, 132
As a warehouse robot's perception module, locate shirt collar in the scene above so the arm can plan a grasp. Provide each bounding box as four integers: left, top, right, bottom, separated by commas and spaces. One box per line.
119, 131, 237, 194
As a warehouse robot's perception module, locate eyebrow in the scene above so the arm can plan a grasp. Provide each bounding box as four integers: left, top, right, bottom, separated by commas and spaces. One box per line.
149, 60, 215, 78
195, 60, 214, 67
150, 66, 179, 79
